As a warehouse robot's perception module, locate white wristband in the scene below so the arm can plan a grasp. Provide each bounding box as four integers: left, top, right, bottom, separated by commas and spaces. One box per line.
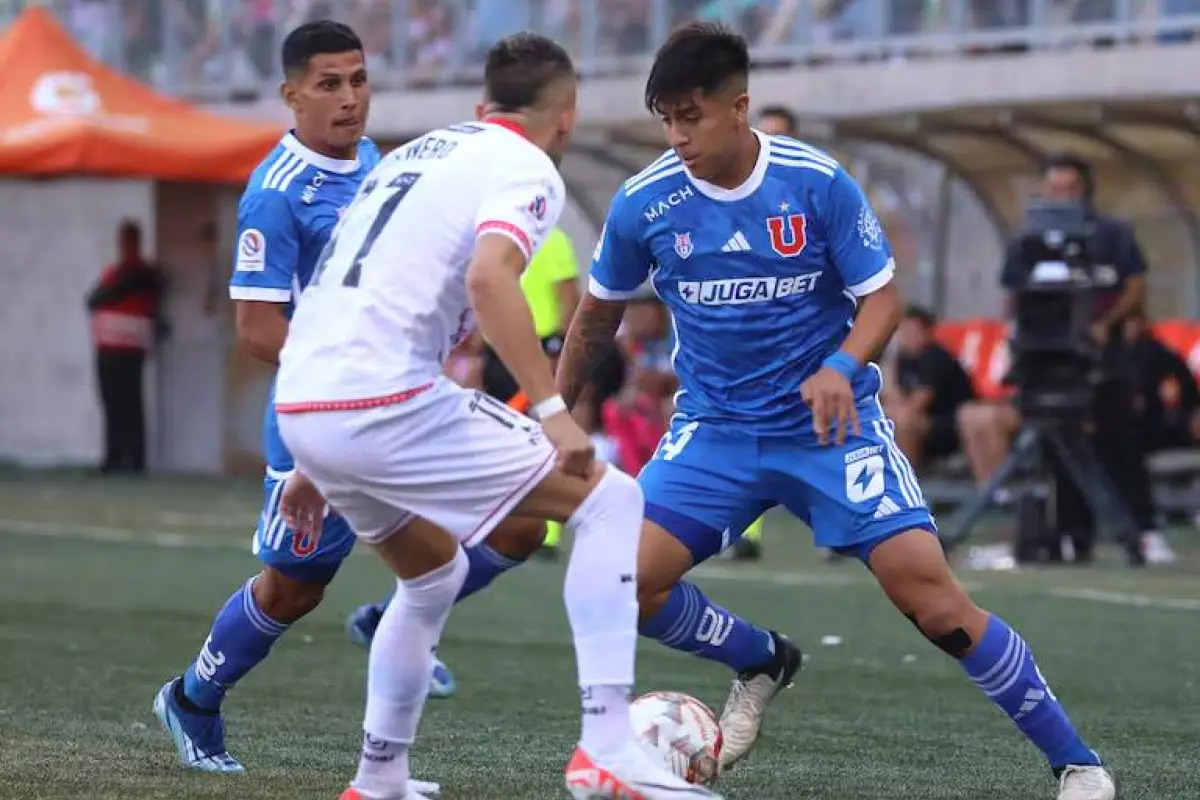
532, 394, 568, 420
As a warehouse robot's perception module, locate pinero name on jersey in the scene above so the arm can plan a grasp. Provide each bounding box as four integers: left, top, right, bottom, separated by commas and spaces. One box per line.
590, 131, 896, 435
274, 121, 565, 409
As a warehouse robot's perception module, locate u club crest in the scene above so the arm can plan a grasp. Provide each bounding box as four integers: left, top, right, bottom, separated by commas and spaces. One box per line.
766, 213, 807, 258
673, 231, 694, 259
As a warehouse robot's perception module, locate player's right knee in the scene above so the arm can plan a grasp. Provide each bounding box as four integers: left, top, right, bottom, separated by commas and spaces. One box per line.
397, 547, 469, 615
254, 567, 326, 623
568, 467, 644, 541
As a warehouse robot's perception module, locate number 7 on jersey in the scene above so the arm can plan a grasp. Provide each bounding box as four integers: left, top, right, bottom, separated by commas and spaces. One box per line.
311, 172, 422, 288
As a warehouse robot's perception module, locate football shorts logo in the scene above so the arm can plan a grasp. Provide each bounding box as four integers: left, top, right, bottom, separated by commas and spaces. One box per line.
766, 213, 807, 258
235, 228, 266, 272
857, 205, 884, 250
673, 231, 694, 259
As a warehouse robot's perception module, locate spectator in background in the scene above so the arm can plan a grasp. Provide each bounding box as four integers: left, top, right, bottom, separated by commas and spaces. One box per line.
1125, 310, 1200, 453
757, 104, 797, 136
85, 220, 163, 474
886, 306, 975, 471
956, 387, 1021, 497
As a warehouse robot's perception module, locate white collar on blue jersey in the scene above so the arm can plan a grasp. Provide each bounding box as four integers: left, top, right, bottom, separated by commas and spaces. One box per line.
281, 131, 362, 174
685, 129, 771, 203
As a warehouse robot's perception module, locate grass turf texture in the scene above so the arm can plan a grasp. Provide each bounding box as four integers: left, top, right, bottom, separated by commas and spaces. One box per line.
1, 471, 1198, 799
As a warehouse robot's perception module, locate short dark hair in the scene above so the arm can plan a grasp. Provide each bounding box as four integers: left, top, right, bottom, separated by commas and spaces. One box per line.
281, 20, 363, 77
759, 105, 797, 134
118, 219, 141, 239
1042, 152, 1095, 199
903, 305, 936, 329
645, 22, 749, 113
483, 32, 576, 113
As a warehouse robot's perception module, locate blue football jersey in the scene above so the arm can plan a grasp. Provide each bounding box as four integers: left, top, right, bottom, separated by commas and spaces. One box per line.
591, 132, 895, 436
229, 132, 382, 471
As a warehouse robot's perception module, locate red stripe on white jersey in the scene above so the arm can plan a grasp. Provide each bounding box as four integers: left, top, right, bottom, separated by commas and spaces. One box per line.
275, 383, 434, 414
477, 221, 532, 260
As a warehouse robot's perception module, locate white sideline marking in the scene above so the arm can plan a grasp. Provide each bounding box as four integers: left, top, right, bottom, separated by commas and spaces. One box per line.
694, 564, 857, 587
0, 519, 239, 550
3, 519, 1198, 611
1046, 587, 1200, 613
156, 511, 249, 528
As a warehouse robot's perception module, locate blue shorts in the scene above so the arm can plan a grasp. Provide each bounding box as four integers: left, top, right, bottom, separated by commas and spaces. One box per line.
639, 402, 936, 565
251, 473, 356, 584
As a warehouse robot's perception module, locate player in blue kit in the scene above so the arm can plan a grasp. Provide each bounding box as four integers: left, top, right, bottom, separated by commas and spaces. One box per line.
556, 24, 1117, 800
151, 22, 453, 780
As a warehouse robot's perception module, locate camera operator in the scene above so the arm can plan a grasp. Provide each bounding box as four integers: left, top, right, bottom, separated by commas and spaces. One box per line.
999, 153, 1155, 562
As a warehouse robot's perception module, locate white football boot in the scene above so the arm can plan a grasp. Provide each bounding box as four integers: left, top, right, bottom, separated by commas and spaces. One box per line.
565, 742, 723, 799
717, 632, 803, 771
1057, 763, 1117, 800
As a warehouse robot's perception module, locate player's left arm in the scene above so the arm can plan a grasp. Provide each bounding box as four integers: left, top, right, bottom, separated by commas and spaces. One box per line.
467, 163, 567, 400
804, 170, 903, 444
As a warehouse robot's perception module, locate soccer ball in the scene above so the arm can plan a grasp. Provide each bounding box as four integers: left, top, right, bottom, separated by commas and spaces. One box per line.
629, 691, 722, 787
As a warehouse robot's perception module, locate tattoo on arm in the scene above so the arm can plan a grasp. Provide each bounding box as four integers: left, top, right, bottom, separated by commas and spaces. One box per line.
557, 294, 626, 408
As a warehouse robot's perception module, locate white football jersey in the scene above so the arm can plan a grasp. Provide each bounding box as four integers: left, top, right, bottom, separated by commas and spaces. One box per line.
275, 121, 565, 406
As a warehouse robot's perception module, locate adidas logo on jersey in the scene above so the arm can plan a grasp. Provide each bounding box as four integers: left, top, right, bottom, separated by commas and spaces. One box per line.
872, 496, 902, 520
721, 231, 752, 252
678, 273, 822, 306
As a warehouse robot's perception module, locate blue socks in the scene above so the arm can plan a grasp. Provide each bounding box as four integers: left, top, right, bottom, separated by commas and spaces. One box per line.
458, 543, 524, 602
960, 615, 1100, 770
639, 581, 774, 672
182, 577, 289, 712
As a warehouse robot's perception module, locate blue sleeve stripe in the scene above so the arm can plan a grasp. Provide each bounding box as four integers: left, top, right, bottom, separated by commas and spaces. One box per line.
768, 156, 836, 178
626, 164, 685, 196
769, 137, 839, 169
624, 150, 679, 187
262, 152, 300, 190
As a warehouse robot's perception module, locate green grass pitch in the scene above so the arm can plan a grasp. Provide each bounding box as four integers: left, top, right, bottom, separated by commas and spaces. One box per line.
1, 472, 1198, 799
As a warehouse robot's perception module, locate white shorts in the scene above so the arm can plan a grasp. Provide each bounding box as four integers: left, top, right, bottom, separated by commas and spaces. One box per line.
276, 378, 556, 547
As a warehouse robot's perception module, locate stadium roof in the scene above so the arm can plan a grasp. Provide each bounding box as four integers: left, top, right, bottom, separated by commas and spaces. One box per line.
0, 7, 281, 183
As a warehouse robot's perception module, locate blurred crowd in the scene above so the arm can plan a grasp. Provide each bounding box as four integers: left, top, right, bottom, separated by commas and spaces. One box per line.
11, 0, 1200, 93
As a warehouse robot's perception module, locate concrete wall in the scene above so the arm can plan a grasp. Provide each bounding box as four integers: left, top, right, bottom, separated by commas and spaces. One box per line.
0, 178, 154, 467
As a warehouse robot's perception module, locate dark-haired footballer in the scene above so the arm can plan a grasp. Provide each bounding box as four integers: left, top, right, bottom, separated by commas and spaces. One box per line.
152, 22, 451, 784
556, 23, 1116, 799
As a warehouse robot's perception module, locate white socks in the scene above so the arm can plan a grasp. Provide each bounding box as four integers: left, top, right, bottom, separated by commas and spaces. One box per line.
564, 467, 643, 756
353, 548, 469, 798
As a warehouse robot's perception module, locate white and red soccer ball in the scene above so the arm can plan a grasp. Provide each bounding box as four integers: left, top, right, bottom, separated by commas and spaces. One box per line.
629, 691, 723, 788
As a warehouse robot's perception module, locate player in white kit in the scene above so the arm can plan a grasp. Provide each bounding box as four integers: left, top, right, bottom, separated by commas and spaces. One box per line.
273, 34, 718, 800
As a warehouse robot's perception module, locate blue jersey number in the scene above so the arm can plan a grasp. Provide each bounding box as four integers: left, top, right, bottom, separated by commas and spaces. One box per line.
314, 172, 422, 288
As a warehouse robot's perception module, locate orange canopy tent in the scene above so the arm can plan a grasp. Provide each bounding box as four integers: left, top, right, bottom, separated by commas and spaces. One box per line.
0, 7, 282, 183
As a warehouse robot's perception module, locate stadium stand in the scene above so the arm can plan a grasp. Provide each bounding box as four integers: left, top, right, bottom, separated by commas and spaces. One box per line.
18, 1, 1200, 96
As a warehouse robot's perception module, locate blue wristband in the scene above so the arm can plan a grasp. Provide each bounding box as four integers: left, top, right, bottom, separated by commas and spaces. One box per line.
823, 351, 860, 381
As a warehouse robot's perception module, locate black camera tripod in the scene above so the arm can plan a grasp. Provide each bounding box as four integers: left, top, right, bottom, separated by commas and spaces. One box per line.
939, 401, 1145, 567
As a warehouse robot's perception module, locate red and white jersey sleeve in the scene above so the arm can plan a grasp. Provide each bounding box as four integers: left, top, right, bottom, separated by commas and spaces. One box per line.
474, 147, 565, 263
